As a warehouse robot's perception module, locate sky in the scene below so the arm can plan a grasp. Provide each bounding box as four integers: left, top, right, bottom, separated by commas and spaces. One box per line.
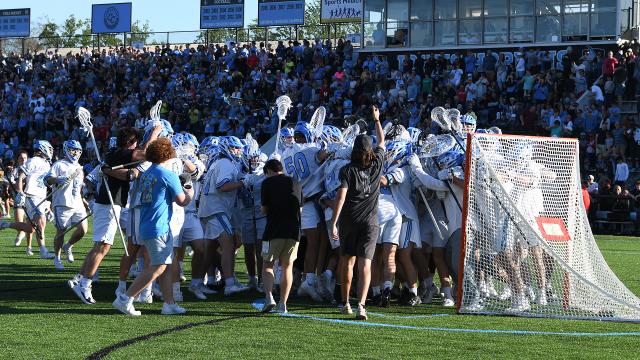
16, 0, 260, 32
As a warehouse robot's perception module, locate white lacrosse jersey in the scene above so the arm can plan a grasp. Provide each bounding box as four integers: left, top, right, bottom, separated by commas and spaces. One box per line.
128, 161, 152, 209
388, 165, 419, 222
48, 159, 84, 209
21, 156, 50, 198
282, 143, 324, 198
239, 171, 266, 220
199, 156, 240, 218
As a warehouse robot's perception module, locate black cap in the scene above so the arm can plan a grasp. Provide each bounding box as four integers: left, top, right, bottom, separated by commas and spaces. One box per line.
353, 134, 373, 152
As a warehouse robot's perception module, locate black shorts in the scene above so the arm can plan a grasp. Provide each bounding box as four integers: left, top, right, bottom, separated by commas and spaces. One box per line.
339, 221, 379, 260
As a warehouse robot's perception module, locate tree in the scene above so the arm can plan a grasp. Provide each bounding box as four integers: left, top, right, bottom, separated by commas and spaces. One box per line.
60, 15, 87, 48
38, 19, 62, 48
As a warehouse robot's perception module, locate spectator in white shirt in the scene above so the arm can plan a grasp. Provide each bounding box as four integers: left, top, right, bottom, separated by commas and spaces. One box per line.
614, 157, 629, 186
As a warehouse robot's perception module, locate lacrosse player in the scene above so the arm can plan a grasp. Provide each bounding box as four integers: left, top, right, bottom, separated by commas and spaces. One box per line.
281, 121, 329, 302
44, 140, 87, 270
70, 126, 158, 305
10, 150, 29, 247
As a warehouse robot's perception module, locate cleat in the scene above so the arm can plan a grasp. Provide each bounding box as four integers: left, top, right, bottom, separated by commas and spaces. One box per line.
112, 298, 141, 316
54, 258, 64, 270
72, 283, 96, 305
355, 304, 368, 320
274, 303, 288, 314
262, 296, 276, 313
40, 249, 55, 259
340, 302, 353, 315
26, 247, 34, 256
134, 292, 153, 304
161, 303, 187, 315
62, 244, 74, 263
224, 283, 250, 296
379, 287, 391, 308
188, 284, 207, 300
297, 280, 323, 302
405, 293, 422, 306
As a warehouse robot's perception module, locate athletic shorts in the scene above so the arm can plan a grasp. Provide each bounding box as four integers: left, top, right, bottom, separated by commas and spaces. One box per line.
202, 212, 233, 240
120, 207, 129, 233
143, 232, 174, 266
377, 213, 402, 246
25, 196, 48, 219
262, 238, 299, 263
128, 207, 144, 246
420, 215, 449, 248
339, 221, 379, 260
230, 207, 243, 235
301, 201, 320, 230
399, 218, 421, 249
241, 216, 266, 245
179, 212, 204, 244
92, 203, 122, 245
170, 206, 185, 248
52, 206, 87, 231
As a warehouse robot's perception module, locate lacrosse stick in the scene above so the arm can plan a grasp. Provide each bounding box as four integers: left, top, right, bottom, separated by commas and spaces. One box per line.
32, 167, 83, 210
341, 124, 360, 146
77, 107, 129, 256
309, 106, 326, 140
418, 134, 456, 159
272, 95, 292, 156
355, 119, 368, 134
417, 187, 445, 241
430, 107, 465, 150
0, 162, 40, 236
61, 211, 93, 237
150, 100, 162, 122
110, 160, 144, 171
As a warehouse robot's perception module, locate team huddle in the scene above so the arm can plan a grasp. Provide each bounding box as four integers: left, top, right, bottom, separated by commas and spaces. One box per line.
4, 98, 559, 317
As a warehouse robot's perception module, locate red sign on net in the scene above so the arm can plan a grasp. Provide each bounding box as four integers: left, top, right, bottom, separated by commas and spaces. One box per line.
536, 217, 572, 242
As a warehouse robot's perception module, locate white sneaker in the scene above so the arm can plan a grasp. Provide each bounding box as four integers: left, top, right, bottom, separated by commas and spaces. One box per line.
188, 284, 207, 300
67, 278, 78, 289
113, 298, 141, 316
340, 302, 353, 315
356, 304, 368, 320
274, 303, 288, 314
161, 303, 187, 315
199, 283, 217, 295
26, 247, 33, 256
62, 244, 74, 263
40, 248, 54, 259
134, 292, 153, 304
298, 280, 323, 302
54, 258, 64, 270
115, 286, 126, 299
443, 297, 455, 307
497, 286, 512, 301
224, 283, 250, 296
72, 283, 96, 305
262, 296, 276, 313
485, 279, 499, 298
506, 294, 531, 313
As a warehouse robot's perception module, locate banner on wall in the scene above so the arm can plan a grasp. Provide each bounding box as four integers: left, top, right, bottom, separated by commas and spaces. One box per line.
91, 3, 132, 34
200, 0, 244, 29
320, 0, 362, 23
258, 0, 305, 27
0, 8, 30, 38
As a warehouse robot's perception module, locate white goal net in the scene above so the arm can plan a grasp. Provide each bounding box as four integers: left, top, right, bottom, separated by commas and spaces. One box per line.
458, 133, 640, 321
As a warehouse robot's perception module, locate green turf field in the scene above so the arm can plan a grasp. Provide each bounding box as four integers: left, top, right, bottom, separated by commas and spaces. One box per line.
1, 225, 639, 360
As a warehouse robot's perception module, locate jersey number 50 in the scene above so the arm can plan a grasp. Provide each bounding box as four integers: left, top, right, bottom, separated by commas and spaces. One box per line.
284, 153, 309, 180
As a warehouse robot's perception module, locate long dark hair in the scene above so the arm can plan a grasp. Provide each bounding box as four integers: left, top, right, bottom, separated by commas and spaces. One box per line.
351, 148, 374, 169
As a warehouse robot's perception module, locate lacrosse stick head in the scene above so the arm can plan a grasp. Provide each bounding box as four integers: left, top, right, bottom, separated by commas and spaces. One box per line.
309, 106, 326, 139
385, 124, 410, 142
275, 95, 292, 120
446, 108, 462, 133
486, 126, 502, 134
150, 100, 162, 122
342, 124, 360, 146
355, 119, 368, 134
430, 107, 451, 132
420, 134, 456, 158
77, 107, 93, 129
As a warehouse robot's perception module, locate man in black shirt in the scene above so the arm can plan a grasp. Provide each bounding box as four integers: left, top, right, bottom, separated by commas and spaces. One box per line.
70, 126, 159, 305
259, 159, 303, 314
330, 106, 385, 320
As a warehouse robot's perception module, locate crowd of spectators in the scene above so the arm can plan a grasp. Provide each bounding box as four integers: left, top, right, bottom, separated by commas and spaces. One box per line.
1, 38, 640, 231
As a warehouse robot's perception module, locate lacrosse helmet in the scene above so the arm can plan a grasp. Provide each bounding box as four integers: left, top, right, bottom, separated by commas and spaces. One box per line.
63, 140, 82, 163
436, 150, 464, 170
33, 140, 53, 162
407, 127, 422, 144
320, 125, 343, 144
460, 113, 477, 136
108, 136, 118, 150
385, 140, 410, 168
294, 121, 315, 144
219, 136, 244, 162
279, 127, 295, 149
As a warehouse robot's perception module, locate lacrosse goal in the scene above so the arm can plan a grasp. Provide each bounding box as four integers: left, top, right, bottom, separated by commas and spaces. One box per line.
458, 133, 640, 321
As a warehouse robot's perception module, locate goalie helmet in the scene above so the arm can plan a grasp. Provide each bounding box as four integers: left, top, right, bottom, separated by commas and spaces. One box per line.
320, 125, 343, 144
63, 140, 82, 163
279, 127, 295, 149
294, 121, 315, 144
108, 136, 118, 150
33, 140, 53, 162
436, 150, 464, 170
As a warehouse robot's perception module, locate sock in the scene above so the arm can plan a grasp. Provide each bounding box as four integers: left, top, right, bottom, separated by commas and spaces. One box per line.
172, 282, 181, 292
118, 293, 133, 305
442, 286, 452, 299
118, 280, 127, 290
324, 269, 333, 279
192, 278, 203, 287
79, 276, 92, 288
225, 277, 235, 287
17, 233, 25, 241
372, 286, 381, 297
383, 281, 393, 290
409, 287, 418, 296
305, 273, 316, 285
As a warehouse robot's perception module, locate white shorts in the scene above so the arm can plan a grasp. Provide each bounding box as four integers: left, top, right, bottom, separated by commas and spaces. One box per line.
301, 201, 320, 230
399, 218, 421, 249
53, 206, 87, 230
377, 212, 402, 245
170, 207, 185, 248
241, 216, 266, 245
25, 196, 48, 219
128, 207, 144, 246
179, 212, 204, 244
420, 215, 449, 248
202, 213, 234, 240
92, 203, 122, 245
120, 207, 129, 233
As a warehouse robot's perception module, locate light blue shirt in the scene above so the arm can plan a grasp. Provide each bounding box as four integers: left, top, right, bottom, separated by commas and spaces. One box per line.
139, 164, 184, 240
